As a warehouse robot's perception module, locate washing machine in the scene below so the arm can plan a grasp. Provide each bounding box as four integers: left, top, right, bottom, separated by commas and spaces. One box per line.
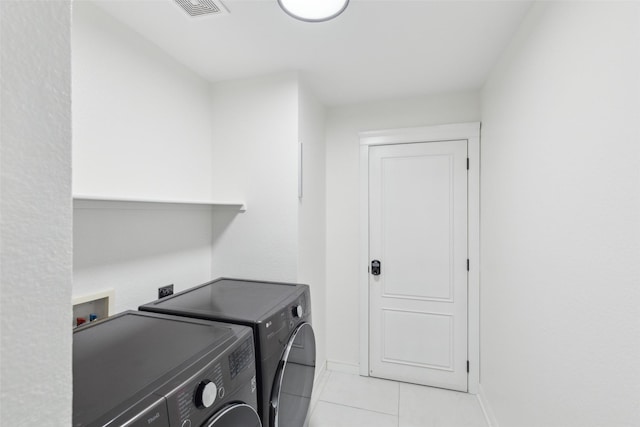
139, 278, 316, 427
73, 310, 261, 427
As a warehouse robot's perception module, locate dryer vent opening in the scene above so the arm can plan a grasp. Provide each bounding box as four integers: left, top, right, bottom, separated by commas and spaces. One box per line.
175, 0, 229, 17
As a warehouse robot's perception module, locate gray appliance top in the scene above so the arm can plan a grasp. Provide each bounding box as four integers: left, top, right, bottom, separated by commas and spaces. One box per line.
73, 311, 237, 426
141, 278, 307, 323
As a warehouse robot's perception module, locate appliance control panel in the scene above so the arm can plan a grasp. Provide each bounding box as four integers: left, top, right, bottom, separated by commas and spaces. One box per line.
263, 289, 311, 349
162, 336, 255, 427
229, 337, 254, 379
287, 293, 307, 325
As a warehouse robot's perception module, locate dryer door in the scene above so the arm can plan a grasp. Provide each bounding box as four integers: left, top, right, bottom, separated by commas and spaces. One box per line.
204, 403, 261, 427
270, 322, 316, 427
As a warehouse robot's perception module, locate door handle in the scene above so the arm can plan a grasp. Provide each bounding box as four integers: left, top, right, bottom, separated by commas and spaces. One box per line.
371, 260, 381, 276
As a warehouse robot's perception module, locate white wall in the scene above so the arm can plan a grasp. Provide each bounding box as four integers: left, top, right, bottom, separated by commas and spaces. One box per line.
0, 1, 72, 424
74, 207, 214, 312
72, 2, 213, 201
72, 2, 217, 309
325, 92, 481, 368
480, 2, 640, 426
208, 73, 329, 373
210, 73, 299, 282
298, 82, 327, 372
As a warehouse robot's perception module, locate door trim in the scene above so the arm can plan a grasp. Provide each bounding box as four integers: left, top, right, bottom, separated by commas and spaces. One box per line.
358, 122, 480, 394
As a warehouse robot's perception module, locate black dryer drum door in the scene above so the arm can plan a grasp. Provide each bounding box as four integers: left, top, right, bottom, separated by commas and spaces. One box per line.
204, 403, 261, 427
270, 322, 316, 427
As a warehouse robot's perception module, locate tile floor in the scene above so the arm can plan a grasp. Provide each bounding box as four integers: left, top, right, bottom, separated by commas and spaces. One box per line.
308, 370, 488, 427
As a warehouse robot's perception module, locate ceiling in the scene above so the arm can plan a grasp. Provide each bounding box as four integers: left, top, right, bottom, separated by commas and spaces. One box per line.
93, 0, 533, 106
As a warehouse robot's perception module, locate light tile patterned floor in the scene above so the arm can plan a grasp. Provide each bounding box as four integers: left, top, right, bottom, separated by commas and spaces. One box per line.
308, 370, 488, 427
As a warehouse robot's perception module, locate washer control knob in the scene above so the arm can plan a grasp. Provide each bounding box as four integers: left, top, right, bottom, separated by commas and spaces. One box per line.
195, 380, 217, 409
292, 304, 303, 318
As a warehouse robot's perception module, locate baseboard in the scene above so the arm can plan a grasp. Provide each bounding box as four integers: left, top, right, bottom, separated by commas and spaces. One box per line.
326, 360, 360, 375
314, 359, 327, 383
477, 384, 499, 427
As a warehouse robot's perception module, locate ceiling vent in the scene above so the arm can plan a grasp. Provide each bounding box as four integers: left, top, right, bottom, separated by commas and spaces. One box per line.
174, 0, 228, 17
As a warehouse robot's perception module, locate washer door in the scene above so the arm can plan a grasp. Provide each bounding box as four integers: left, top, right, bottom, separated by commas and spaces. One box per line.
204, 403, 261, 427
270, 322, 316, 427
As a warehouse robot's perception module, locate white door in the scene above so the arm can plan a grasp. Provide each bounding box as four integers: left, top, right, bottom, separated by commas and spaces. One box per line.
368, 140, 468, 392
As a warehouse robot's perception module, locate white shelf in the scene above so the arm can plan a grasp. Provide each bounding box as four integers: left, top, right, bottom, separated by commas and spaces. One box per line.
73, 194, 246, 212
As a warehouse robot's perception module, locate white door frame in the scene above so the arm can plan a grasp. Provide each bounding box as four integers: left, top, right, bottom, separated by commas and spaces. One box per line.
359, 122, 480, 394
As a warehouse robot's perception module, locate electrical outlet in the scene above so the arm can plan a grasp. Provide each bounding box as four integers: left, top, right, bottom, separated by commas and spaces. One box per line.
158, 284, 174, 299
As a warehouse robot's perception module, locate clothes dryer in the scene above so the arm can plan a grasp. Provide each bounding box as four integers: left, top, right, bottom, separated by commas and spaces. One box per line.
73, 311, 260, 427
140, 278, 316, 427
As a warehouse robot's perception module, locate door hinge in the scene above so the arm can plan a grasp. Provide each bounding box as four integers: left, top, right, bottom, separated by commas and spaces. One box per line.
467, 361, 470, 373
466, 158, 469, 170
467, 259, 469, 271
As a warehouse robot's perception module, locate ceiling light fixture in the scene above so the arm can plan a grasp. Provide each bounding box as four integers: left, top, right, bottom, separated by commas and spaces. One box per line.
278, 0, 349, 22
